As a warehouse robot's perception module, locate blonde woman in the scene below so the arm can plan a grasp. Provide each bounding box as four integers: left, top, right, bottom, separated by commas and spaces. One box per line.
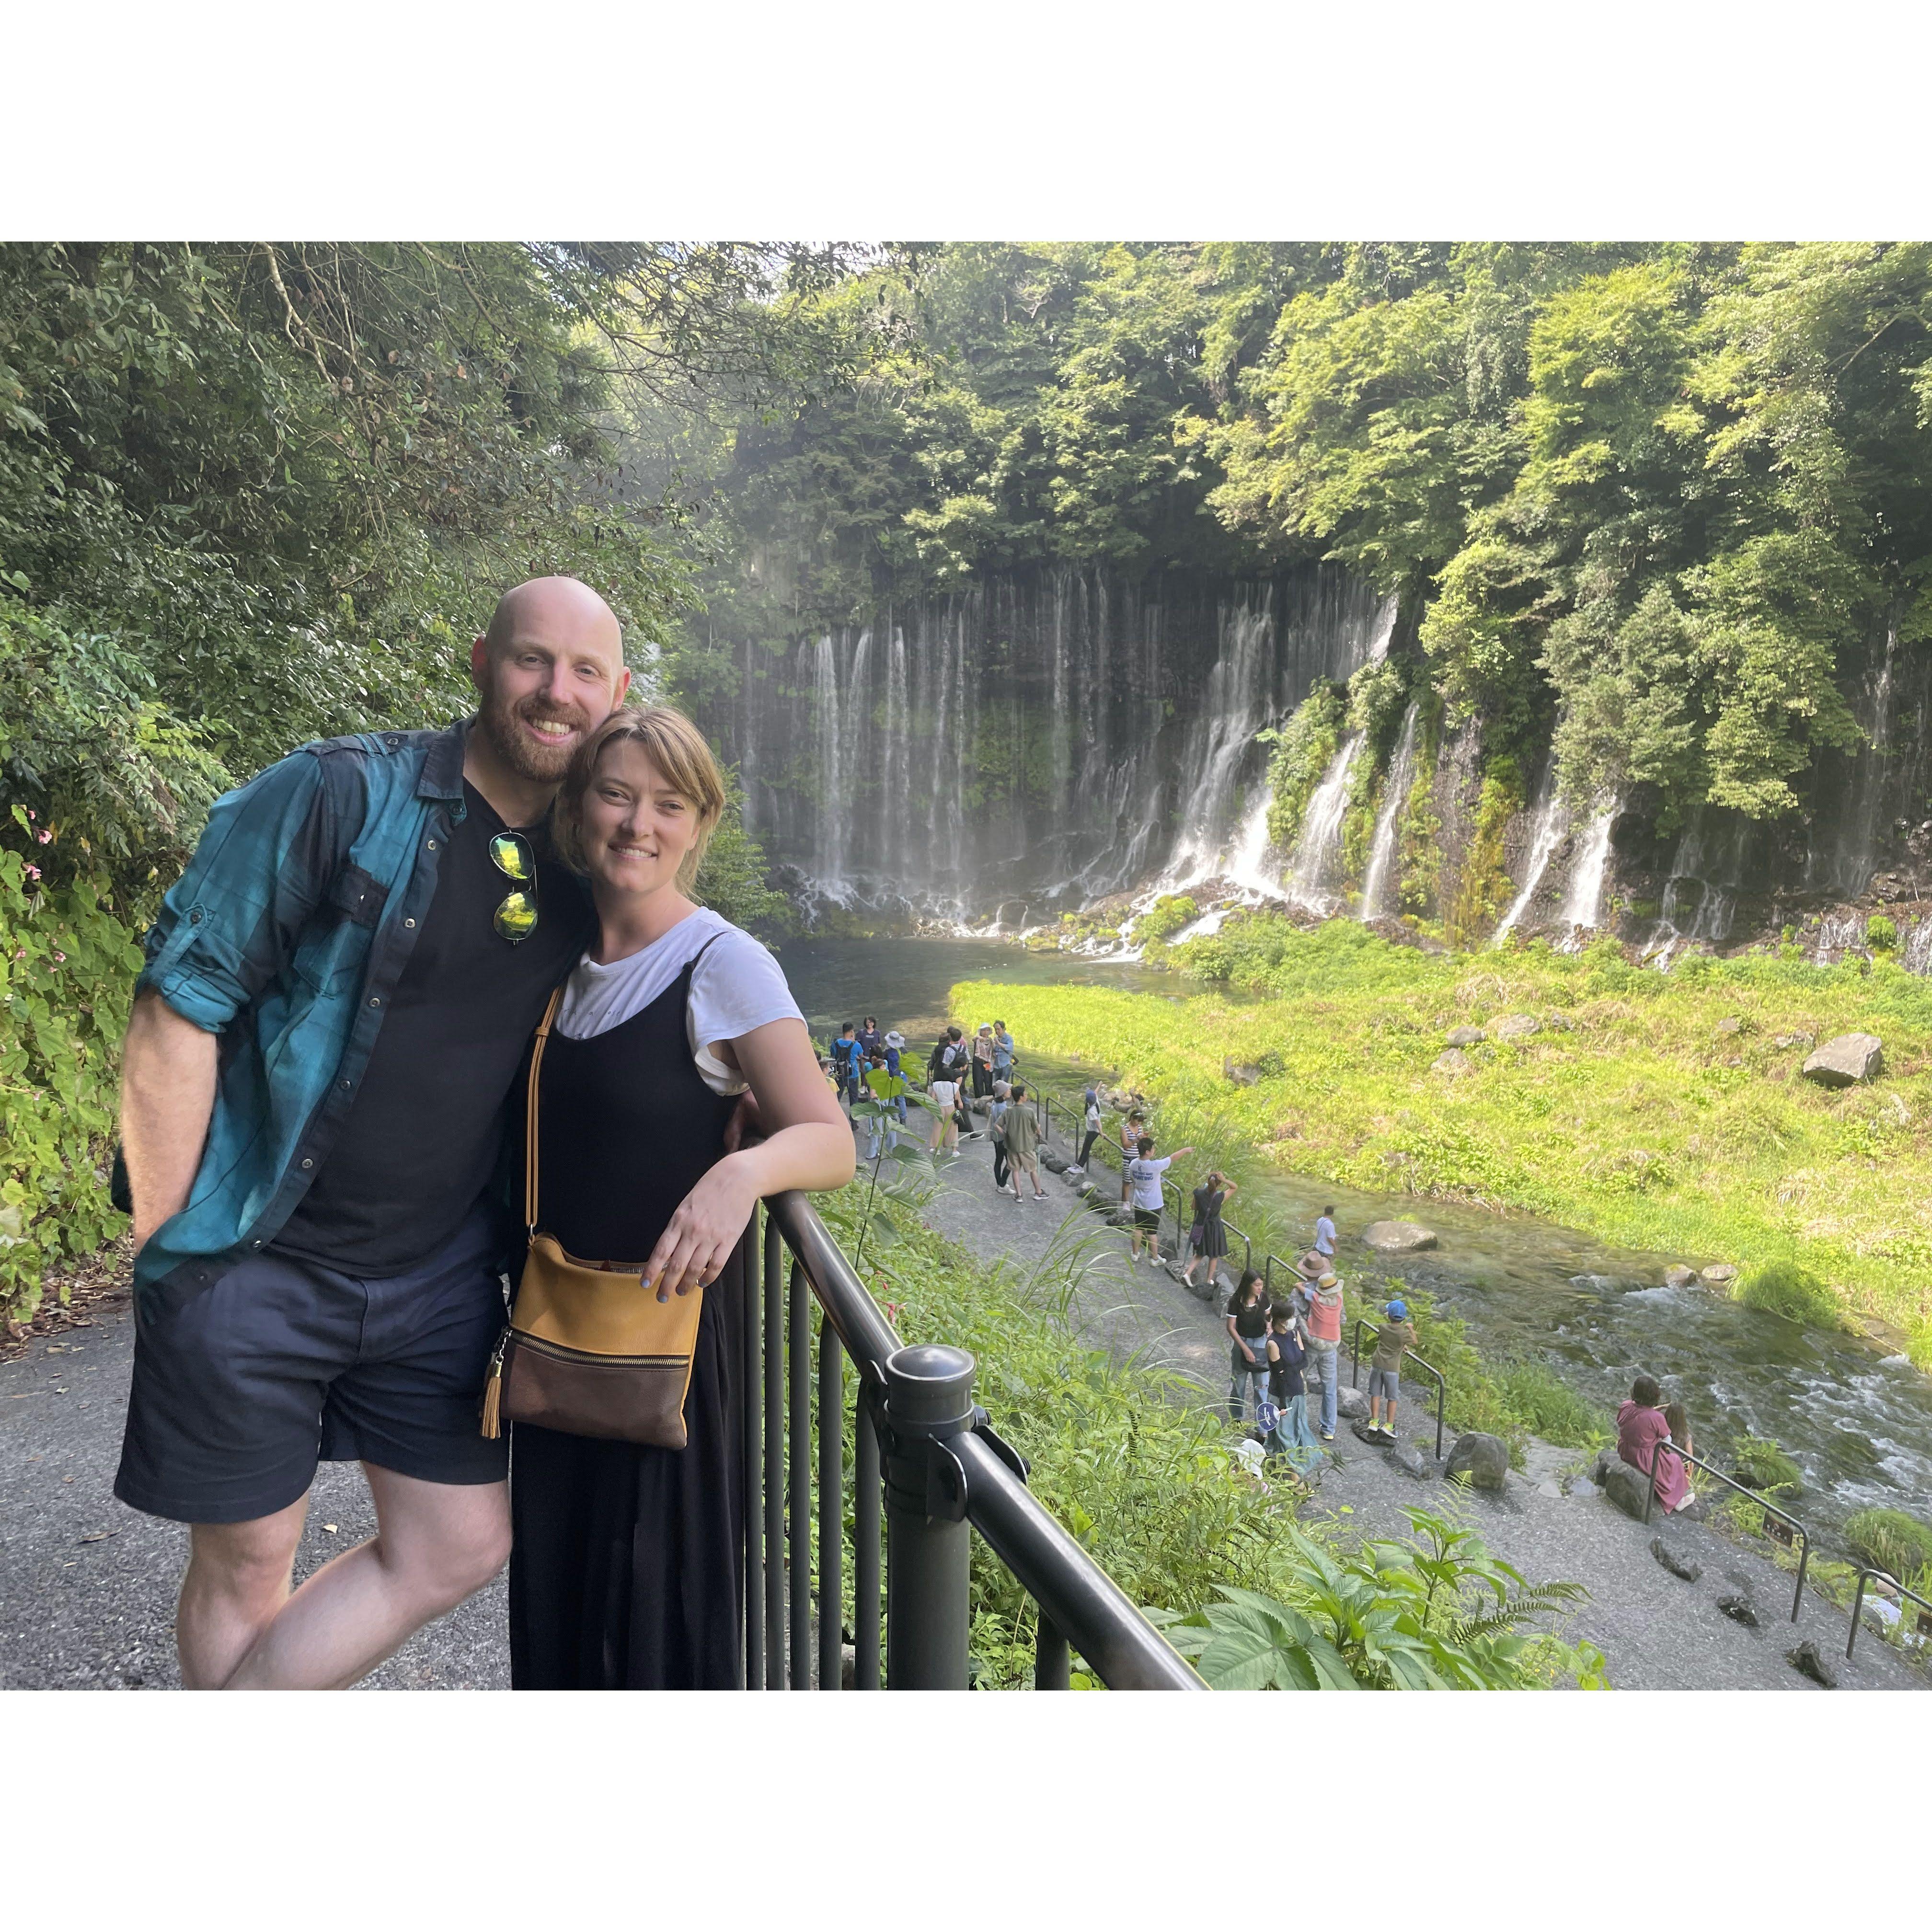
507, 704, 852, 1689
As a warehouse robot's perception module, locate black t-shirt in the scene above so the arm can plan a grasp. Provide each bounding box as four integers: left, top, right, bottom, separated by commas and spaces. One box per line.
274, 781, 592, 1276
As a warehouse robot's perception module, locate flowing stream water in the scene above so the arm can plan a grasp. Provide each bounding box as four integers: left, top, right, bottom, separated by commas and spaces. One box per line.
779, 936, 1932, 1550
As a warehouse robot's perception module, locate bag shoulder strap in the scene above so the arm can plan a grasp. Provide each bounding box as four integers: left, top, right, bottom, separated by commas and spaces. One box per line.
524, 985, 565, 1235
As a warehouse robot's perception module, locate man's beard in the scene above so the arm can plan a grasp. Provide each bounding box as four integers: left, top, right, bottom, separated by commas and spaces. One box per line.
477, 688, 598, 784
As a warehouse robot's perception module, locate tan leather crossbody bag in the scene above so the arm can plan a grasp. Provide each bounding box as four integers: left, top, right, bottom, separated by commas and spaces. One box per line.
480, 987, 702, 1449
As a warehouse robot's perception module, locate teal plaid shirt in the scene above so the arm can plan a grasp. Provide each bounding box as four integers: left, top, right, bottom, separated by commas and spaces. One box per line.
132, 720, 471, 1309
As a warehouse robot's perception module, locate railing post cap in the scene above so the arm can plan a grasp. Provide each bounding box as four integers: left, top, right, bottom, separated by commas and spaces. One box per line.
884, 1342, 977, 1433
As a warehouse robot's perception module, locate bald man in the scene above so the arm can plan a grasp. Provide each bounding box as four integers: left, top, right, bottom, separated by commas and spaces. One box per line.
113, 577, 630, 1688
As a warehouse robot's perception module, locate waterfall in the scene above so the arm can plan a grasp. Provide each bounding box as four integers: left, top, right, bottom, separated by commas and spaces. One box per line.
1165, 599, 1275, 885
1286, 733, 1364, 913
1359, 703, 1419, 921
812, 633, 843, 883
1806, 623, 1898, 897
1558, 797, 1618, 940
1905, 916, 1932, 975
1645, 808, 1753, 966
1492, 762, 1570, 945
883, 626, 908, 875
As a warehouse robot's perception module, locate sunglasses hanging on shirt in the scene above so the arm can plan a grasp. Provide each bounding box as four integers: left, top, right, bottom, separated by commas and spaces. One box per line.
489, 830, 539, 943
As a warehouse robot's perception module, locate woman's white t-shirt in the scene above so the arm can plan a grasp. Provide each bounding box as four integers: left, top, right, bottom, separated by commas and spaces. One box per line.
553, 907, 803, 1095
930, 1079, 959, 1110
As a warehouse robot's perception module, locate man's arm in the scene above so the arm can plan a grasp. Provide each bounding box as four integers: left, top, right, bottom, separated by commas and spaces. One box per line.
120, 989, 219, 1252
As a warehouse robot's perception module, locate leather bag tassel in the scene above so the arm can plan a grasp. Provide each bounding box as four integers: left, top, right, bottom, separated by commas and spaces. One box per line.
480, 1330, 508, 1440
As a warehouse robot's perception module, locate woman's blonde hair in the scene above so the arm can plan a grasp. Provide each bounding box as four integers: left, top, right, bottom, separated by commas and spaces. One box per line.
553, 702, 726, 893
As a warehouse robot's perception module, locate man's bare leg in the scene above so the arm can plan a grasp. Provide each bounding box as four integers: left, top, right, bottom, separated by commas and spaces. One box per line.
177, 1493, 311, 1689
208, 1468, 510, 1690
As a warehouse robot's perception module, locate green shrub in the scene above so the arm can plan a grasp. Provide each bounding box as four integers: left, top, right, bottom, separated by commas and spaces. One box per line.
1493, 1360, 1610, 1448
1135, 895, 1199, 946
1865, 914, 1898, 951
1730, 1434, 1801, 1495
1733, 1261, 1841, 1328
1843, 1507, 1932, 1583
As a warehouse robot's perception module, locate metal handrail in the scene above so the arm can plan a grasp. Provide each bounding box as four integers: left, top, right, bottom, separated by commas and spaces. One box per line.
1640, 1437, 1811, 1622
759, 1188, 1205, 1691
1350, 1318, 1447, 1460
1846, 1565, 1932, 1661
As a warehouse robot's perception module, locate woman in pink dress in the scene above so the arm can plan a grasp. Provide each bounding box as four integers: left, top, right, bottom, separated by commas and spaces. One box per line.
1617, 1374, 1690, 1513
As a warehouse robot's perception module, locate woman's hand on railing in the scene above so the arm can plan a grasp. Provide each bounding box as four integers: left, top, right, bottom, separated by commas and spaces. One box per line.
644, 1153, 767, 1301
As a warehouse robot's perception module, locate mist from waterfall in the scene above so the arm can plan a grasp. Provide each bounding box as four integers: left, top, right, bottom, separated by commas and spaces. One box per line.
1359, 703, 1419, 921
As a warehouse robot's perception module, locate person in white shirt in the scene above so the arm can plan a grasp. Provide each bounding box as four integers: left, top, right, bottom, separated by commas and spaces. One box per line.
1070, 1085, 1102, 1175
928, 1070, 961, 1154
1123, 1132, 1195, 1265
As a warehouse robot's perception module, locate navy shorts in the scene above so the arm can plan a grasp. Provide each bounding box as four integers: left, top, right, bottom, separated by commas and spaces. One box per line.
115, 1201, 510, 1524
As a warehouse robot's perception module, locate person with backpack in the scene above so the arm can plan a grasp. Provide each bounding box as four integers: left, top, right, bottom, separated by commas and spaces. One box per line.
833, 1022, 863, 1107
1223, 1269, 1271, 1423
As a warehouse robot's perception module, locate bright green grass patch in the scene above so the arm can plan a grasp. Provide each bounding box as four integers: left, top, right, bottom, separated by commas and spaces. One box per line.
1734, 1260, 1843, 1329
954, 915, 1932, 1341
1492, 1359, 1611, 1449
1843, 1507, 1932, 1585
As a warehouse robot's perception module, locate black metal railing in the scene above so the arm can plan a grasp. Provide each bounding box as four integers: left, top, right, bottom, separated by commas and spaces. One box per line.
1350, 1317, 1447, 1460
1641, 1438, 1811, 1622
741, 1189, 1205, 1691
1845, 1565, 1932, 1661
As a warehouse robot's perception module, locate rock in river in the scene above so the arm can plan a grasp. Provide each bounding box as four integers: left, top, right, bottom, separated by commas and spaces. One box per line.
1445, 1024, 1486, 1047
1363, 1219, 1438, 1253
1803, 1032, 1884, 1088
1444, 1431, 1510, 1491
1700, 1263, 1738, 1288
1430, 1048, 1474, 1076
1664, 1265, 1698, 1288
1492, 1013, 1542, 1041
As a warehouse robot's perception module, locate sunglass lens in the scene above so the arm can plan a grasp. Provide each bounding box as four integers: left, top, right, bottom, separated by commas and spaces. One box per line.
494, 891, 538, 943
490, 832, 533, 882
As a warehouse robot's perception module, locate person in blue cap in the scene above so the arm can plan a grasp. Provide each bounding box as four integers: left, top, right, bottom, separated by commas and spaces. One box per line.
1366, 1296, 1416, 1443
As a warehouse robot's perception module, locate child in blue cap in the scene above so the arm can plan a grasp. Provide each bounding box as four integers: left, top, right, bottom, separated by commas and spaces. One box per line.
1367, 1297, 1417, 1443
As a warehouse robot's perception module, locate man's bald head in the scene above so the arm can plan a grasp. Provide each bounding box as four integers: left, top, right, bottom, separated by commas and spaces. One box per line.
483, 575, 622, 663
470, 576, 630, 789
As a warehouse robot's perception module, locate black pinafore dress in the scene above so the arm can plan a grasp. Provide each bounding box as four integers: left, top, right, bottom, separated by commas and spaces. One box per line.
506, 948, 748, 1690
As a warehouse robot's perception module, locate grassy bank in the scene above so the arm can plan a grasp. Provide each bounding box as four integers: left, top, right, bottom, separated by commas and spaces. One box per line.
954, 917, 1932, 1367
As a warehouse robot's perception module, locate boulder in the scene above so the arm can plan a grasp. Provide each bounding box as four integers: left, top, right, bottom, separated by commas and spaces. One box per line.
1363, 1219, 1439, 1253
1699, 1263, 1738, 1289
1774, 1031, 1815, 1051
1444, 1431, 1511, 1491
1445, 1024, 1486, 1047
1592, 1445, 1621, 1486
1664, 1265, 1699, 1289
1716, 1594, 1761, 1629
1335, 1384, 1369, 1421
1040, 1147, 1069, 1173
1785, 1640, 1836, 1688
1385, 1443, 1432, 1480
1803, 1032, 1884, 1088
1492, 1013, 1542, 1041
1601, 1458, 1655, 1521
1223, 1057, 1262, 1086
1430, 1048, 1474, 1076
1650, 1536, 1703, 1583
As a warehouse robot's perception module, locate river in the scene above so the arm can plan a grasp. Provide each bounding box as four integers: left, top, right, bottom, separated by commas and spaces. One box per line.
778, 936, 1932, 1551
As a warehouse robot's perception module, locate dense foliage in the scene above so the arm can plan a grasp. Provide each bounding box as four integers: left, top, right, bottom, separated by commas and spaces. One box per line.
0, 242, 837, 1321
669, 242, 1932, 848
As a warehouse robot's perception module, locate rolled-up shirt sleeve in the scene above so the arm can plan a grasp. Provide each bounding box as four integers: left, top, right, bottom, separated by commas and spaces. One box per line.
138, 749, 341, 1033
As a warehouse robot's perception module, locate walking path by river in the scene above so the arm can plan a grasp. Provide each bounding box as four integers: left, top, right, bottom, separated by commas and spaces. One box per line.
913, 1109, 1928, 1691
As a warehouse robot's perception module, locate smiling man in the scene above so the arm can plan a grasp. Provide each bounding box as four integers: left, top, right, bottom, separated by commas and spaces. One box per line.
113, 576, 628, 1689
